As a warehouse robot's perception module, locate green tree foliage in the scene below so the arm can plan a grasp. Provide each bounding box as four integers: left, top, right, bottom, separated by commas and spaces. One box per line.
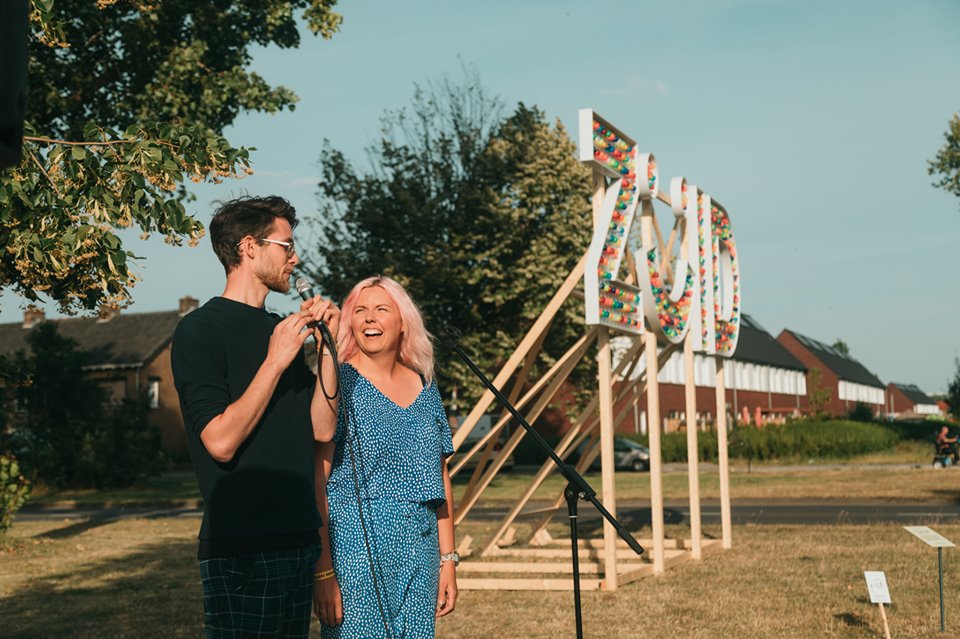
831, 339, 850, 356
807, 367, 832, 419
1, 0, 342, 314
947, 357, 960, 420
0, 454, 31, 533
0, 322, 166, 488
848, 401, 874, 422
929, 113, 960, 206
306, 75, 594, 407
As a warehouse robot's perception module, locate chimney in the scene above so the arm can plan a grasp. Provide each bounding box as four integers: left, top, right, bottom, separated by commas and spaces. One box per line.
179, 296, 199, 316
22, 308, 45, 329
97, 306, 120, 322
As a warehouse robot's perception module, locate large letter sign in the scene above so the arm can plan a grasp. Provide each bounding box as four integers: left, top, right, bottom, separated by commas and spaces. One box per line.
579, 109, 741, 356
579, 111, 652, 335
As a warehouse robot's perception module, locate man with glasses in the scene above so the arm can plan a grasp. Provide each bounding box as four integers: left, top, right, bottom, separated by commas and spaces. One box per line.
172, 195, 340, 638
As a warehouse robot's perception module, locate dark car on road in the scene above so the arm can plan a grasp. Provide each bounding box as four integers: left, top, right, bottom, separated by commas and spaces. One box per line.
584, 436, 650, 472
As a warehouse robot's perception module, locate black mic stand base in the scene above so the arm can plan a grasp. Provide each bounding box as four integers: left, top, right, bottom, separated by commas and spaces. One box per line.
565, 482, 585, 639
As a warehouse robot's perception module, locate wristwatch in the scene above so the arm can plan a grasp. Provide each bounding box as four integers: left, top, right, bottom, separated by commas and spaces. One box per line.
440, 551, 460, 567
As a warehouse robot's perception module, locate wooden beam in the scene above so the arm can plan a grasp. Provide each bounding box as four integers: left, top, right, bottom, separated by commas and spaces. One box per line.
716, 358, 732, 549
478, 332, 599, 554
451, 327, 589, 479
641, 201, 665, 576
454, 332, 592, 525
451, 252, 586, 452
458, 578, 602, 591
684, 323, 703, 561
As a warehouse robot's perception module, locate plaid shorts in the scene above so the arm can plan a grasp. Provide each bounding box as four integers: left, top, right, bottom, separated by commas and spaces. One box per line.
199, 544, 321, 639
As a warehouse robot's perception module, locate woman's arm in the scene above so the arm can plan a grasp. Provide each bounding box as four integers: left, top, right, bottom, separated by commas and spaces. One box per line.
313, 440, 343, 626
436, 458, 458, 618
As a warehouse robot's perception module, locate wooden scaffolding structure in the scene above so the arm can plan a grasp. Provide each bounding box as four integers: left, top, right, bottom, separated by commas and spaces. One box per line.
449, 166, 735, 591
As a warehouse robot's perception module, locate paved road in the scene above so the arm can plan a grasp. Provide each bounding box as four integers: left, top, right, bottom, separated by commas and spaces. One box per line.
17, 500, 960, 526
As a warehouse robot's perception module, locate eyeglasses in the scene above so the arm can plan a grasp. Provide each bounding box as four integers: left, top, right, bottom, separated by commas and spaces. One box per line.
236, 237, 297, 258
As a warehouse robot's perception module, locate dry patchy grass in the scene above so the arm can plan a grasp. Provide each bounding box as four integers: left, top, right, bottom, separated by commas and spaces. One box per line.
3, 518, 960, 638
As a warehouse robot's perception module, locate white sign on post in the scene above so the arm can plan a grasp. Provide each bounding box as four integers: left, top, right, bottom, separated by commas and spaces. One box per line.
904, 526, 956, 548
864, 571, 892, 604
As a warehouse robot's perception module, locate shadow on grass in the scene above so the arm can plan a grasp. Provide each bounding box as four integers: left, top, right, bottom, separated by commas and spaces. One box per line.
929, 488, 960, 505
0, 539, 201, 638
34, 510, 203, 541
833, 612, 869, 628
34, 518, 119, 540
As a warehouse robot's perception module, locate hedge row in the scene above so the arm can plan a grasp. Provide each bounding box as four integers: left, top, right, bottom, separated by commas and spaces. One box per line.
627, 419, 936, 463
504, 419, 954, 466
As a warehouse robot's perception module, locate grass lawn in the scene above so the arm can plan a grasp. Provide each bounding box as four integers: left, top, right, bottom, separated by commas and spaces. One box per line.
463, 465, 960, 504
29, 471, 202, 505
3, 517, 960, 638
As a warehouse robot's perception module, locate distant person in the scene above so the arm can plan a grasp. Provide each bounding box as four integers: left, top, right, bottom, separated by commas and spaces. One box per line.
171, 196, 341, 638
936, 425, 958, 463
313, 275, 458, 638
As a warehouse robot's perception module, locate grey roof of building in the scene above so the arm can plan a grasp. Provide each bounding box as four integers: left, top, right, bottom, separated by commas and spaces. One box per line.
0, 311, 182, 370
891, 383, 937, 406
733, 315, 807, 371
782, 329, 885, 388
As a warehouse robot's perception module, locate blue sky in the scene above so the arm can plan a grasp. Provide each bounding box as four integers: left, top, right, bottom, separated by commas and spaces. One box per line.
2, 0, 959, 393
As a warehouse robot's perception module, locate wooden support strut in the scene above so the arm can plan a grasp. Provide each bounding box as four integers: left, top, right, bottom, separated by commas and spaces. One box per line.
451, 324, 573, 480
458, 327, 552, 506
460, 324, 550, 500
523, 339, 676, 546
478, 330, 600, 555
454, 331, 596, 526
451, 252, 586, 453
520, 341, 647, 542
716, 358, 733, 549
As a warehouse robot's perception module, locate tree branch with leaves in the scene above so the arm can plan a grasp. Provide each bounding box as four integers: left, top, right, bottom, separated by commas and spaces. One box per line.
1, 0, 342, 314
929, 113, 960, 207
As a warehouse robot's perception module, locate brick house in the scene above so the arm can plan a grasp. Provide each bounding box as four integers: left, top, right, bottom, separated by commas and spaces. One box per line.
886, 383, 943, 420
776, 329, 885, 417
0, 297, 199, 456
614, 314, 808, 433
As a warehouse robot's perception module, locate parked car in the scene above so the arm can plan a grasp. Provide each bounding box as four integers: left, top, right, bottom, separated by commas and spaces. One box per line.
584, 436, 650, 472
448, 414, 515, 472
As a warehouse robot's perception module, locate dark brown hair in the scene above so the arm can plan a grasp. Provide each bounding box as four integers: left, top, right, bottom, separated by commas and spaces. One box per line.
209, 196, 298, 273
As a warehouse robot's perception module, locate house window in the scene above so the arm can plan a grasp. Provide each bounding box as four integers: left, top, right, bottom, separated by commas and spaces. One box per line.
147, 378, 160, 409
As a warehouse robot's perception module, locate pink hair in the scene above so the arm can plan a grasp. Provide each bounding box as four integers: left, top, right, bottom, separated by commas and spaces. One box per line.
337, 276, 435, 384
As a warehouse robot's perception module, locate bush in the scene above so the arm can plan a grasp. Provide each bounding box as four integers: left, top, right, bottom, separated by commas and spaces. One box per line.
1, 323, 167, 489
625, 419, 900, 462
0, 454, 31, 533
848, 402, 875, 422
74, 397, 168, 488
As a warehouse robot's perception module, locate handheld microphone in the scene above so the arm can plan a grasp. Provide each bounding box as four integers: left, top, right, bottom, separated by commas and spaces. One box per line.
294, 277, 336, 347
295, 277, 339, 399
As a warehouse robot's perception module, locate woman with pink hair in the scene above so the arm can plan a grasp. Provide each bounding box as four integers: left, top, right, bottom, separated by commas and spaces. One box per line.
313, 276, 458, 638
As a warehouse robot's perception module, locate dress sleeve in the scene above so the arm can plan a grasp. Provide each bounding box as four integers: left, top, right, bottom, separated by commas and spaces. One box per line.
171, 316, 229, 439
433, 386, 455, 457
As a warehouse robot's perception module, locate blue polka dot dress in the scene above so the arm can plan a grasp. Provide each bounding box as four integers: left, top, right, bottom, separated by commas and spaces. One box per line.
322, 363, 454, 639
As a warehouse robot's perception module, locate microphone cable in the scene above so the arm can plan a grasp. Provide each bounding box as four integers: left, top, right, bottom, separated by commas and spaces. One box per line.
340, 397, 395, 639
313, 319, 340, 401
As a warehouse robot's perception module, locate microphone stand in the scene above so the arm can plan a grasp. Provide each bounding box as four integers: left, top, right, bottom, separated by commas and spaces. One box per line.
443, 328, 644, 639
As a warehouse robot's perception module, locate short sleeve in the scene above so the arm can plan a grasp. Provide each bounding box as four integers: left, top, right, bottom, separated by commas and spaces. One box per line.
432, 386, 455, 457
171, 316, 230, 439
